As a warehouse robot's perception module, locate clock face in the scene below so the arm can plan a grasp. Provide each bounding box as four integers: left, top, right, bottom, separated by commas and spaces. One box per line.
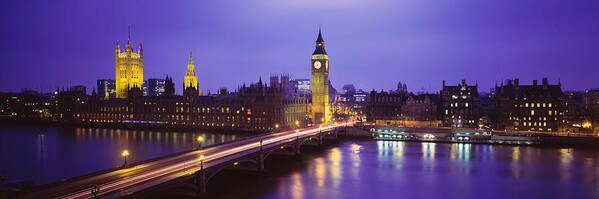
314, 61, 322, 69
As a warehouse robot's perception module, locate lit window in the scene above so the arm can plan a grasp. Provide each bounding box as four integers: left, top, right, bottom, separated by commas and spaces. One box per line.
465, 103, 469, 107
531, 110, 534, 115
525, 103, 529, 107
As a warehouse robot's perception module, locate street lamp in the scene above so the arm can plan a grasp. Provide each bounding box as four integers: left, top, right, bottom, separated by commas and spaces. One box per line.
275, 124, 279, 129
197, 136, 204, 149
121, 150, 129, 167
295, 120, 299, 127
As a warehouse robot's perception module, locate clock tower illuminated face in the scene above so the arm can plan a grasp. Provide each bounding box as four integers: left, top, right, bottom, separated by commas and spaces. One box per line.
311, 28, 331, 124
314, 61, 322, 69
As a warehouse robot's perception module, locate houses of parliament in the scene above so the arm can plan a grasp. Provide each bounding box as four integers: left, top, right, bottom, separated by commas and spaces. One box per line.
49, 29, 333, 131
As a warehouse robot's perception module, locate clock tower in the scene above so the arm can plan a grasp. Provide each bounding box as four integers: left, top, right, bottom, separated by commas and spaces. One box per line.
311, 28, 331, 124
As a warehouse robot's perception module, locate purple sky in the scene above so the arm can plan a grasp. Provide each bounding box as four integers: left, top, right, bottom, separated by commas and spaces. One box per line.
1, 0, 598, 94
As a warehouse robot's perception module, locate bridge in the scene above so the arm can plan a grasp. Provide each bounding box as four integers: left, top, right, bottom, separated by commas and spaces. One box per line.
17, 121, 355, 199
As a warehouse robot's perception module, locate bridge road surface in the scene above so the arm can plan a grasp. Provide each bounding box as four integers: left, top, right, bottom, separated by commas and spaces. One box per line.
18, 121, 355, 199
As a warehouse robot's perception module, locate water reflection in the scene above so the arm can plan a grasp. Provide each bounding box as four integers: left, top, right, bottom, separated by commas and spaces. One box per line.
422, 142, 436, 160
0, 125, 241, 185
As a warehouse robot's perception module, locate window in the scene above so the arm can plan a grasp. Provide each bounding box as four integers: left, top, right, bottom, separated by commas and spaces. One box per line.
531, 110, 534, 115
465, 103, 469, 107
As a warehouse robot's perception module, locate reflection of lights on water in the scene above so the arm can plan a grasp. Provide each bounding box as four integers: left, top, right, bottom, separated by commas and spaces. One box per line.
314, 158, 326, 187
422, 142, 436, 159
350, 144, 362, 154
560, 148, 573, 164
512, 147, 520, 161
290, 172, 304, 199
457, 143, 471, 161
559, 148, 573, 181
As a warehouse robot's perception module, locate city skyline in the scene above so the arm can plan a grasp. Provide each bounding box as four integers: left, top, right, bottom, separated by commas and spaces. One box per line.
1, 1, 599, 94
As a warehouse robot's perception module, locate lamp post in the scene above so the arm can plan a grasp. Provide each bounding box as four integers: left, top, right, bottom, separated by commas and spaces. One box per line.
197, 136, 204, 149
121, 150, 129, 168
295, 120, 299, 127
199, 155, 205, 171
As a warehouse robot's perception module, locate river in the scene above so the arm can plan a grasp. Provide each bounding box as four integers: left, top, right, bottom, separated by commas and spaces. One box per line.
1, 125, 598, 199
0, 124, 240, 185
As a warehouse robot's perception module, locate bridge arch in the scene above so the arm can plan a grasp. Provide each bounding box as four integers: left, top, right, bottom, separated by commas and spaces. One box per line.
262, 144, 298, 161
204, 158, 260, 182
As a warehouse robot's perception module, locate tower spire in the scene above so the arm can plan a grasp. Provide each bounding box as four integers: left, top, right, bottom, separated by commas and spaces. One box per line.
313, 26, 327, 55
128, 25, 131, 42
316, 25, 324, 43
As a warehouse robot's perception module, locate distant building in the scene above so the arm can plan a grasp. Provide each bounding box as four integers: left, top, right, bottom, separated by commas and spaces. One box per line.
491, 78, 564, 132
115, 33, 144, 98
70, 85, 86, 95
291, 79, 311, 97
183, 51, 199, 97
396, 81, 408, 94
402, 93, 440, 127
440, 80, 480, 128
97, 79, 116, 99
142, 80, 148, 96
147, 78, 166, 97
365, 90, 404, 125
337, 84, 367, 116
583, 89, 599, 134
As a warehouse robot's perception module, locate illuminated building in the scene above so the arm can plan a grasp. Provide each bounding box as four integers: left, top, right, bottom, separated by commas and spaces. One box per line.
583, 89, 599, 134
97, 79, 116, 99
291, 79, 311, 97
441, 80, 480, 128
147, 78, 165, 97
491, 78, 564, 132
183, 51, 199, 96
115, 32, 144, 98
311, 28, 331, 124
338, 85, 367, 116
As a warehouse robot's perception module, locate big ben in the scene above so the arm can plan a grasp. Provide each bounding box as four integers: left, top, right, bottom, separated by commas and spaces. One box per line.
311, 28, 331, 124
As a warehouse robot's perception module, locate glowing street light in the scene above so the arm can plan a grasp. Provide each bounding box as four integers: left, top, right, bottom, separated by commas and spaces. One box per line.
197, 136, 204, 149
121, 150, 130, 167
275, 124, 279, 129
295, 120, 299, 127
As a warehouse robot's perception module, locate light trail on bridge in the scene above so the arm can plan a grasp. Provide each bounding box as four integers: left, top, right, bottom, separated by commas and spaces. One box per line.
24, 121, 354, 199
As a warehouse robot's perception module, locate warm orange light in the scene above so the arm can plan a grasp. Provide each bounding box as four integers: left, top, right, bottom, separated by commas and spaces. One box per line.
197, 136, 204, 142
233, 162, 238, 166
121, 150, 129, 157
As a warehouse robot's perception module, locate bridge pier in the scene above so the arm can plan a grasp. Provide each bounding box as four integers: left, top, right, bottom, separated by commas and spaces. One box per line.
258, 149, 265, 171
194, 166, 207, 195
318, 132, 324, 146
295, 140, 301, 155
